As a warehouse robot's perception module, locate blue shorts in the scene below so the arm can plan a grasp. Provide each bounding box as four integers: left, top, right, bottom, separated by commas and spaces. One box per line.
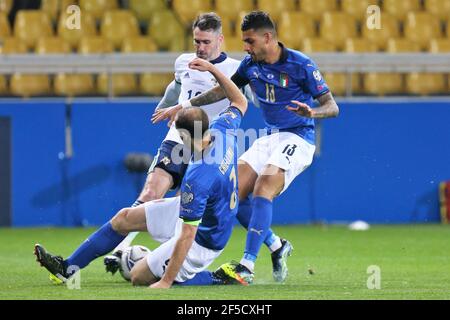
148, 140, 190, 189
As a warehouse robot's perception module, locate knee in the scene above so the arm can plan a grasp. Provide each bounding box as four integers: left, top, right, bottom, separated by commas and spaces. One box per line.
253, 176, 282, 200
130, 268, 148, 286
110, 208, 131, 235
140, 180, 164, 202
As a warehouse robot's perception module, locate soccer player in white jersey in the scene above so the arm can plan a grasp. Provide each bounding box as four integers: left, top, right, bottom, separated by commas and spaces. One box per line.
104, 13, 283, 278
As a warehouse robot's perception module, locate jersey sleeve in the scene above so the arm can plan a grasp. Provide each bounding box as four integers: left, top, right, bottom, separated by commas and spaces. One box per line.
174, 54, 185, 84
179, 172, 211, 226
233, 57, 251, 87
302, 59, 330, 99
210, 107, 242, 133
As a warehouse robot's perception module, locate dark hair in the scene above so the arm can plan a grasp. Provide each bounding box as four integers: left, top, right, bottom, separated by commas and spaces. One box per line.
192, 12, 222, 33
175, 107, 210, 140
241, 11, 276, 33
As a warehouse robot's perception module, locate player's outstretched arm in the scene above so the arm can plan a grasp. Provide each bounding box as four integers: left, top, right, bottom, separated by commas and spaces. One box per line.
155, 80, 182, 111
189, 58, 248, 116
150, 223, 197, 289
287, 92, 339, 119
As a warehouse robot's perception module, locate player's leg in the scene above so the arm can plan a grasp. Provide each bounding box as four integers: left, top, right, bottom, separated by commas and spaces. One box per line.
34, 206, 148, 282
111, 168, 174, 252
236, 142, 284, 254
239, 165, 285, 273
129, 257, 158, 286
105, 141, 188, 273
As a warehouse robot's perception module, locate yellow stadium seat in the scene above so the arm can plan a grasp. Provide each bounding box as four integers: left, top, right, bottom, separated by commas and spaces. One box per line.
429, 39, 450, 53
257, 0, 296, 22
223, 36, 243, 52
404, 12, 443, 50
425, 0, 450, 21
58, 11, 97, 49
101, 10, 140, 49
41, 0, 78, 20
278, 12, 316, 50
0, 0, 12, 14
0, 76, 7, 95
323, 73, 361, 96
129, 0, 167, 21
302, 38, 336, 53
148, 10, 185, 51
363, 73, 404, 96
54, 73, 96, 96
140, 73, 174, 96
320, 12, 357, 50
79, 0, 118, 20
382, 0, 421, 21
362, 13, 400, 51
0, 37, 28, 54
10, 74, 51, 97
299, 0, 337, 21
341, 0, 373, 21
406, 73, 446, 95
172, 0, 213, 26
14, 10, 54, 50
386, 38, 421, 53
0, 12, 11, 40
78, 36, 113, 54
98, 74, 138, 96
36, 37, 71, 54
122, 37, 158, 53
345, 38, 378, 52
216, 0, 254, 23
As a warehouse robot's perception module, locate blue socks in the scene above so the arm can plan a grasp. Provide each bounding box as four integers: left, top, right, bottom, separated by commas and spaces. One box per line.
236, 196, 276, 249
243, 197, 273, 267
176, 271, 221, 286
65, 222, 126, 271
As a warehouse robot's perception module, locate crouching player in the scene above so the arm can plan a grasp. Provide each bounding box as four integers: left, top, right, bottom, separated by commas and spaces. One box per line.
34, 58, 248, 288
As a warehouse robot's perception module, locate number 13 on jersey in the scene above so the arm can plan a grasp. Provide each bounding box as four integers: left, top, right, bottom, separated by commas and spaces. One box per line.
265, 84, 276, 103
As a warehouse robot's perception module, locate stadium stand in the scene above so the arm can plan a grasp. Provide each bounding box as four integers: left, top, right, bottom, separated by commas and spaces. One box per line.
257, 0, 297, 23
341, 0, 373, 21
300, 0, 337, 22
129, 0, 167, 22
278, 12, 316, 51
361, 13, 400, 51
79, 0, 118, 20
147, 10, 185, 51
404, 12, 443, 51
172, 0, 212, 26
100, 10, 140, 49
58, 10, 97, 50
0, 74, 6, 94
0, 0, 12, 14
14, 10, 54, 50
0, 0, 448, 97
382, 0, 422, 22
10, 74, 51, 97
320, 12, 358, 51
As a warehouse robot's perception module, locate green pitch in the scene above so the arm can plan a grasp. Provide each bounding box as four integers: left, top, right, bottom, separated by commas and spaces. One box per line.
1, 225, 449, 300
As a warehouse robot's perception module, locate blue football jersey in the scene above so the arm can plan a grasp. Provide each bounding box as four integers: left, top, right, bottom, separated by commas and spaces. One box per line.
179, 107, 242, 250
235, 43, 329, 145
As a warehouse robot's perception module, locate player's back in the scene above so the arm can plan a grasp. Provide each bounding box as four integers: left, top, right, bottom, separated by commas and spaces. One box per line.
179, 107, 242, 251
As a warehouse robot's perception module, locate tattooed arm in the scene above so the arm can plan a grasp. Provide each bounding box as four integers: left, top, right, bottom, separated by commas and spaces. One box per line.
287, 92, 339, 119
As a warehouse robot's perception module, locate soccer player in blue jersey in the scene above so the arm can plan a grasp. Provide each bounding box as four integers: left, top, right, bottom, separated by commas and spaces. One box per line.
152, 11, 339, 284
34, 58, 248, 288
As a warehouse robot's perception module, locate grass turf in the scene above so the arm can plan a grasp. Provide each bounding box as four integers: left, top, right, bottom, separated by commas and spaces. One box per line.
0, 225, 449, 300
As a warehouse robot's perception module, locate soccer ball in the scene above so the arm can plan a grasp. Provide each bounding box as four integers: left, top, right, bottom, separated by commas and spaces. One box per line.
119, 245, 151, 281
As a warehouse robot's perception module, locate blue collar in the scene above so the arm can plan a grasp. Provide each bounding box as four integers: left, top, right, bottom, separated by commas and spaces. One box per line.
209, 52, 227, 64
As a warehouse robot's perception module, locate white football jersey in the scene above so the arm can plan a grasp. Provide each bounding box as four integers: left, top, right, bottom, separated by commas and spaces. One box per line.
164, 52, 242, 144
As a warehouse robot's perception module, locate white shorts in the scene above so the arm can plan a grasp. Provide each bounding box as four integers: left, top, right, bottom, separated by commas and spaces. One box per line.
239, 132, 316, 194
143, 197, 222, 283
